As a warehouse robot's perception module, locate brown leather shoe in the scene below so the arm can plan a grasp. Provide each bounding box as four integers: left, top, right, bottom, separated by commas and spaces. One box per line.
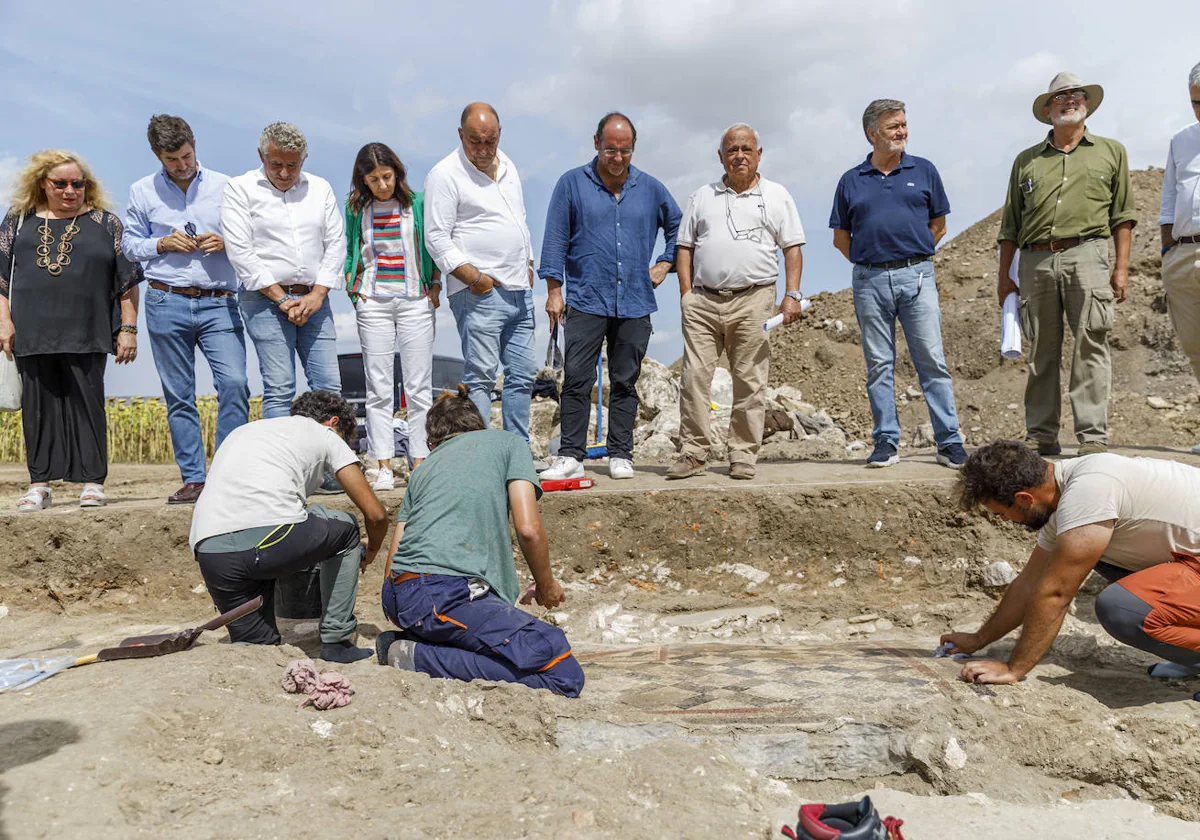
729, 462, 756, 480
168, 482, 205, 505
666, 454, 707, 480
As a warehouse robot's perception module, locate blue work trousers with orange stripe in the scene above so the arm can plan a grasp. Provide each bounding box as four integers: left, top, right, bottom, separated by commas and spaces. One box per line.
381, 573, 584, 697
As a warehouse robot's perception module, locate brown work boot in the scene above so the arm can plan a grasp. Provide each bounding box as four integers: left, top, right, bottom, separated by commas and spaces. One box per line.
729, 462, 756, 480
168, 482, 205, 505
1077, 441, 1108, 456
666, 453, 706, 480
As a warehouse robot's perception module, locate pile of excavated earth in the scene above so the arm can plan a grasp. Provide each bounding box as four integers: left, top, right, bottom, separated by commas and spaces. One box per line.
1, 168, 1198, 839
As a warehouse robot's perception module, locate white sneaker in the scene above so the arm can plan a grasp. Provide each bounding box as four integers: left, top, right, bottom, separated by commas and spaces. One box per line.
608, 457, 635, 479
373, 467, 395, 491
540, 455, 584, 480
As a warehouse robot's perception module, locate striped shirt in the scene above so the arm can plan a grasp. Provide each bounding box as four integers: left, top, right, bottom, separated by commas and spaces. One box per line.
360, 199, 421, 298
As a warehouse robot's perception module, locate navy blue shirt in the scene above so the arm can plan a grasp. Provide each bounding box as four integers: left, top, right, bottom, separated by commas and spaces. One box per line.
829, 152, 950, 265
538, 160, 682, 319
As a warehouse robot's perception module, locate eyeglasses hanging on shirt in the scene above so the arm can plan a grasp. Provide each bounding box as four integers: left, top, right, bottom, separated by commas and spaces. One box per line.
725, 192, 771, 243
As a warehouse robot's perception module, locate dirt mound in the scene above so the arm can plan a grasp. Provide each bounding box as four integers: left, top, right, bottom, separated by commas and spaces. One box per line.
767, 168, 1200, 449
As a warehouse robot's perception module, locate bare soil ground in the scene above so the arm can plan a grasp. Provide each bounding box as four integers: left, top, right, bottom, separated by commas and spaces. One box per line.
1, 457, 1198, 839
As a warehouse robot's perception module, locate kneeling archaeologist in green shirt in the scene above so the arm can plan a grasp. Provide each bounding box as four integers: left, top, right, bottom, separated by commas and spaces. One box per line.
377, 385, 584, 697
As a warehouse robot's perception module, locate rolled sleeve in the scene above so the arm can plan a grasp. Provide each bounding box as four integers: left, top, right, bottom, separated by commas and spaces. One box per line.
1159, 141, 1177, 226
997, 157, 1023, 244
655, 186, 683, 266
537, 175, 571, 284
316, 182, 347, 290
121, 190, 161, 263
1108, 144, 1138, 230
221, 180, 276, 291
422, 168, 467, 274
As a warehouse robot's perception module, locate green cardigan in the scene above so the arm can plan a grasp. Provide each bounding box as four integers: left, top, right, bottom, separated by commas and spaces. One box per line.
343, 191, 436, 302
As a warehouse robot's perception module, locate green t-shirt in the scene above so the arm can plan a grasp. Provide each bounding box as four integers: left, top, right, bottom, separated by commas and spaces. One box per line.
391, 430, 542, 604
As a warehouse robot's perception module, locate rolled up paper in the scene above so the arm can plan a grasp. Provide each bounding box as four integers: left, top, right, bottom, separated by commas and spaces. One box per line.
763, 298, 812, 332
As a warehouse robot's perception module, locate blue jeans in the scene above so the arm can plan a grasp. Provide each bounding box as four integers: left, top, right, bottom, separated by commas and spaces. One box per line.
381, 573, 584, 697
239, 290, 341, 419
448, 287, 536, 441
144, 287, 250, 483
851, 260, 962, 448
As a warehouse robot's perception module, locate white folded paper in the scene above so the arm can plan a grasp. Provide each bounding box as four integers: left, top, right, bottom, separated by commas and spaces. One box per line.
1000, 252, 1021, 359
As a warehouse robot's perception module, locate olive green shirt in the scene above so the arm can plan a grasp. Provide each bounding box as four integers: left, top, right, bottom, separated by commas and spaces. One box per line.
997, 129, 1137, 246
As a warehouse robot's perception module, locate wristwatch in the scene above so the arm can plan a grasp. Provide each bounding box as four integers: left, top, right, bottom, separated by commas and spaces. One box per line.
784, 290, 804, 302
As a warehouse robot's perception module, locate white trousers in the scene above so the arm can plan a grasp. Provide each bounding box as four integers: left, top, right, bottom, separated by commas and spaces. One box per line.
355, 295, 435, 460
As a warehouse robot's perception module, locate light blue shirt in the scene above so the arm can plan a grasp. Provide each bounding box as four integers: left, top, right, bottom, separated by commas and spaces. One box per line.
123, 166, 237, 291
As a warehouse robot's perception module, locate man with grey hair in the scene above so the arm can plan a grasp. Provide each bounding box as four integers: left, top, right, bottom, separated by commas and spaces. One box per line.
424, 102, 544, 468
668, 123, 805, 481
222, 122, 347, 438
1160, 62, 1200, 455
830, 99, 966, 470
997, 73, 1136, 458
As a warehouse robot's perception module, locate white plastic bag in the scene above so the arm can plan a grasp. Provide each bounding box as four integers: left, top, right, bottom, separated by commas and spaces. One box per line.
0, 354, 17, 411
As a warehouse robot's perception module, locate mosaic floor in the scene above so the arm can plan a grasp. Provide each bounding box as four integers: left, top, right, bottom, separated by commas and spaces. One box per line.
577, 643, 969, 725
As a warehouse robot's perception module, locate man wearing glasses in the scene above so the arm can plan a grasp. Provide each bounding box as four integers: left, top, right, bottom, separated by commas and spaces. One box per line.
668, 124, 805, 481
830, 99, 966, 470
997, 72, 1136, 458
123, 114, 249, 505
1159, 61, 1200, 455
538, 112, 682, 481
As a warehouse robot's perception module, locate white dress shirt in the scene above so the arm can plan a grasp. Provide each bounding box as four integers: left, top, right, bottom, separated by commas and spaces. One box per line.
1160, 122, 1200, 239
221, 167, 347, 292
423, 147, 533, 295
677, 175, 805, 290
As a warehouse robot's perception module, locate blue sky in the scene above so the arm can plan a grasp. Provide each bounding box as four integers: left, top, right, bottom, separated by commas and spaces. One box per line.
1, 0, 1195, 397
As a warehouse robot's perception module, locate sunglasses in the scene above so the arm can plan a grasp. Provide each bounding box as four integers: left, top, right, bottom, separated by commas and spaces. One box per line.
47, 178, 87, 190
1049, 89, 1087, 104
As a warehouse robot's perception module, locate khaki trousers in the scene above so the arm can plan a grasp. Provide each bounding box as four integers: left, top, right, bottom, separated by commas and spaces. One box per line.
1017, 238, 1115, 445
1162, 241, 1200, 384
679, 285, 774, 465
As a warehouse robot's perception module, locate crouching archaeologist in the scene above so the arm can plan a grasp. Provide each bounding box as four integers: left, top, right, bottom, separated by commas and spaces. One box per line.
189, 390, 388, 663
944, 440, 1200, 689
375, 385, 585, 697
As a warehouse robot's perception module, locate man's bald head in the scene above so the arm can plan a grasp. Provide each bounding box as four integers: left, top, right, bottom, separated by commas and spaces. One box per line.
460, 102, 500, 129
458, 102, 503, 174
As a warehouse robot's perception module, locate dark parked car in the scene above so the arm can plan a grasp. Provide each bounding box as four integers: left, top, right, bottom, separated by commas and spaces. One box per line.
337, 352, 466, 418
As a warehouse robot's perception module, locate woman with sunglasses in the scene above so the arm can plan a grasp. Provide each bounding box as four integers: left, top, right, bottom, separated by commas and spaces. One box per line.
343, 143, 440, 491
0, 150, 144, 510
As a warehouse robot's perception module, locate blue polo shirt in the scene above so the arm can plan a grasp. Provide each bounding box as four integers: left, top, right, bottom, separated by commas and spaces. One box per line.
829, 152, 950, 265
538, 159, 681, 319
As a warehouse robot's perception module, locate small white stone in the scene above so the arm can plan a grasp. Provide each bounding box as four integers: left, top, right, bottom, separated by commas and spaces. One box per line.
1147, 396, 1171, 410
874, 520, 883, 532
981, 561, 1017, 587
903, 555, 922, 566
944, 737, 968, 770
829, 577, 847, 588
0, 605, 8, 620
191, 583, 207, 595
311, 720, 334, 739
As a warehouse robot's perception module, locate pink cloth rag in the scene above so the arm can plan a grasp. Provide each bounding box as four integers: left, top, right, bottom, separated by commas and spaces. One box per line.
282, 659, 354, 710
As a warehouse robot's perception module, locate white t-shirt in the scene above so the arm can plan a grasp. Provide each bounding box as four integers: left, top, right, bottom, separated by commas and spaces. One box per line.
677, 175, 806, 290
1037, 454, 1200, 571
188, 416, 359, 548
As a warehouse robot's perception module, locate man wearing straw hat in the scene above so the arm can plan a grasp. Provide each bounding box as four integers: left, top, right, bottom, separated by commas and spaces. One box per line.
997, 72, 1136, 458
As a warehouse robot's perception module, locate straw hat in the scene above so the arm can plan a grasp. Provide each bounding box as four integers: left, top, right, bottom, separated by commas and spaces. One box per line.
1032, 71, 1103, 124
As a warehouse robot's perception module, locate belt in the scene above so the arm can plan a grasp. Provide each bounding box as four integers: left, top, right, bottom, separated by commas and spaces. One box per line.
280, 283, 314, 295
149, 280, 234, 299
694, 284, 763, 297
859, 255, 933, 270
389, 570, 423, 585
1177, 235, 1200, 245
1024, 236, 1101, 252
